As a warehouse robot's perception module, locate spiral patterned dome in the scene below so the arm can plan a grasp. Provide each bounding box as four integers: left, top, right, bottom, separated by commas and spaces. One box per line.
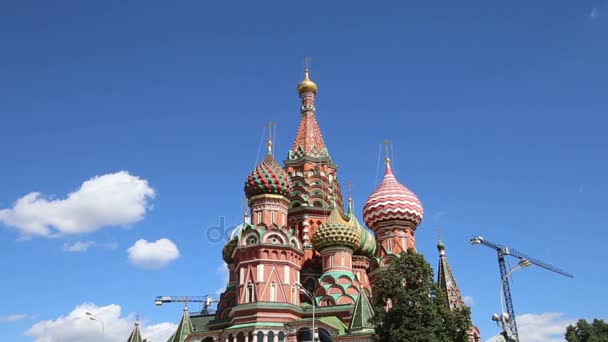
244, 151, 291, 198
313, 207, 360, 251
347, 199, 376, 257
363, 161, 424, 230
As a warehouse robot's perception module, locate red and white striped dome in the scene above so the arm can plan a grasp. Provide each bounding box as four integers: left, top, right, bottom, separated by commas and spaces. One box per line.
362, 161, 424, 230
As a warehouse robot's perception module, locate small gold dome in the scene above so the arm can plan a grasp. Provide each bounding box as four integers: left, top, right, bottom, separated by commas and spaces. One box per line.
297, 69, 318, 96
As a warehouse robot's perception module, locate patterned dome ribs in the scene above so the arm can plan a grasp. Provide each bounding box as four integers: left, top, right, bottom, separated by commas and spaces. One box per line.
363, 163, 424, 230
244, 154, 291, 198
313, 207, 360, 251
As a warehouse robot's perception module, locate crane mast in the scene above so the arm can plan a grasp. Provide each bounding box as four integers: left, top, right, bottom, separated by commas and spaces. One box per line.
470, 236, 573, 342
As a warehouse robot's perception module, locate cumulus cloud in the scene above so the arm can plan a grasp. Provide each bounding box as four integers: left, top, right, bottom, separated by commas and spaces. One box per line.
486, 312, 575, 342
216, 263, 230, 295
0, 314, 26, 322
127, 238, 180, 269
25, 303, 175, 342
0, 171, 155, 238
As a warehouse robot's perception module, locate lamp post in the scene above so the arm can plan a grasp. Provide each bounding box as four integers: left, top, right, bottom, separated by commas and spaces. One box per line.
493, 259, 532, 341
85, 312, 104, 340
296, 282, 316, 342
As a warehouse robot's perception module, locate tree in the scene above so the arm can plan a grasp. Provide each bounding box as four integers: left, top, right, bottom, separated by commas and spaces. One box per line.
370, 251, 472, 342
565, 319, 608, 342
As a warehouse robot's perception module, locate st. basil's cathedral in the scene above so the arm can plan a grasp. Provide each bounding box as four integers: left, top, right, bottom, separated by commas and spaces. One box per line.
127, 69, 481, 342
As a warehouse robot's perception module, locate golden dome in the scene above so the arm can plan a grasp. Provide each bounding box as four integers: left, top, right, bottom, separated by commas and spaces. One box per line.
297, 69, 318, 96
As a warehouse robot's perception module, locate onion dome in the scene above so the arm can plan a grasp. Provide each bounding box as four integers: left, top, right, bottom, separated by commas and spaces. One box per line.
244, 145, 291, 198
347, 198, 376, 257
222, 211, 250, 263
297, 69, 318, 96
313, 206, 360, 251
363, 159, 424, 230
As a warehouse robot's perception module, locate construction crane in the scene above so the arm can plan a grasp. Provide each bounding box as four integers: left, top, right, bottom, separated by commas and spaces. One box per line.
470, 236, 573, 342
155, 295, 218, 315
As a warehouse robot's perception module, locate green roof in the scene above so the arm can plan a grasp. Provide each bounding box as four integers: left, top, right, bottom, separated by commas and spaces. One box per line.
349, 288, 375, 333
191, 314, 215, 333
293, 316, 348, 336
127, 321, 143, 342
167, 308, 194, 342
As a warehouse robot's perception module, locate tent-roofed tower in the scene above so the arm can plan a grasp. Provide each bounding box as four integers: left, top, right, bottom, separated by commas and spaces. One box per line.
127, 316, 144, 342
167, 306, 194, 342
437, 239, 482, 342
437, 239, 465, 310
284, 66, 345, 294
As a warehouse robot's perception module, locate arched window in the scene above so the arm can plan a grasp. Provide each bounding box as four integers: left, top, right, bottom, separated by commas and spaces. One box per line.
387, 238, 393, 252
278, 331, 285, 342
291, 286, 298, 305
247, 283, 255, 303
296, 328, 311, 342
257, 331, 264, 342
328, 255, 333, 268
319, 328, 332, 342
267, 331, 275, 342
270, 282, 277, 302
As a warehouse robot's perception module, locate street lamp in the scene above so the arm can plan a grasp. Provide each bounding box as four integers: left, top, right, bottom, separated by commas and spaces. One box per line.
494, 259, 532, 341
296, 282, 316, 342
85, 312, 105, 340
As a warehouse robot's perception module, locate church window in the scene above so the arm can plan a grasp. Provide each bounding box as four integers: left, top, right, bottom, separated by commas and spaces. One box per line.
247, 283, 255, 303
271, 211, 275, 224
328, 255, 333, 267
270, 282, 277, 302
257, 212, 262, 224
257, 264, 264, 282
341, 254, 345, 267
291, 286, 297, 304
284, 266, 290, 284
387, 238, 393, 252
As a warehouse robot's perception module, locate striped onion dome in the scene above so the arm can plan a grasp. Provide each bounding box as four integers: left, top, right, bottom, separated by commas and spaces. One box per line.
244, 147, 291, 198
313, 206, 360, 251
347, 198, 376, 257
363, 160, 424, 231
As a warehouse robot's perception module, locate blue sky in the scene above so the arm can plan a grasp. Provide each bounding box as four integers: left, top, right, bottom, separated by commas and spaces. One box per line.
1, 1, 606, 341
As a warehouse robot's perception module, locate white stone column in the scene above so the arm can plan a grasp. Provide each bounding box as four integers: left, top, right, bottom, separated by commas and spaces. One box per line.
262, 332, 268, 342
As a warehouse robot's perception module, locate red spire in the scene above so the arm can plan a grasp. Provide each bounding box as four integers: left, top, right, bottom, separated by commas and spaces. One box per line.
289, 68, 329, 159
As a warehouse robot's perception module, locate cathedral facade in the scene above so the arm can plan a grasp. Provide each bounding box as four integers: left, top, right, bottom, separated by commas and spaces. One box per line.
128, 69, 479, 342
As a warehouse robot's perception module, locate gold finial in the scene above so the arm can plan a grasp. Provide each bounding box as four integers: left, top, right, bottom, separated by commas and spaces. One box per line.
297, 57, 318, 96
265, 122, 276, 154
383, 140, 393, 165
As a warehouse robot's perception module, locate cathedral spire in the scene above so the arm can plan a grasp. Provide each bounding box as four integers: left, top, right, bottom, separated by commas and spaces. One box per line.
349, 286, 375, 334
437, 239, 466, 310
167, 306, 194, 342
289, 66, 329, 160
127, 314, 144, 342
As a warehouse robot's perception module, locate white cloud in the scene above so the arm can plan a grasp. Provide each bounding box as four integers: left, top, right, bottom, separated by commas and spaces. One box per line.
25, 303, 176, 342
64, 241, 96, 253
485, 312, 574, 342
589, 8, 599, 19
216, 263, 229, 295
0, 314, 26, 322
63, 240, 118, 253
127, 238, 180, 269
463, 295, 474, 306
0, 171, 155, 238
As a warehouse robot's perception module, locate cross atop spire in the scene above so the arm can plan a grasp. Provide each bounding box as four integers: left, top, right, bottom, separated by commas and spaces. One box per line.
265, 121, 276, 155
383, 139, 393, 172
